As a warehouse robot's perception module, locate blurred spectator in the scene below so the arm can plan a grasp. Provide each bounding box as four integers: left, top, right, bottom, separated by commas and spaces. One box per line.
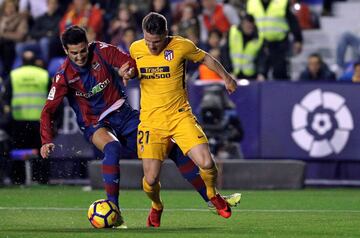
172, 0, 200, 24
225, 0, 247, 18
108, 4, 137, 47
298, 53, 336, 81
171, 2, 199, 39
338, 62, 357, 82
6, 50, 50, 184
120, 0, 148, 32
149, 0, 173, 31
198, 84, 244, 159
59, 0, 103, 42
322, 0, 334, 16
0, 0, 28, 78
336, 31, 360, 70
247, 0, 303, 80
352, 62, 360, 83
299, 0, 322, 24
198, 0, 240, 44
19, 0, 47, 23
203, 28, 222, 51
16, 0, 62, 62
116, 26, 137, 54
57, 0, 72, 14
199, 48, 222, 81
0, 76, 10, 185
90, 0, 118, 19
184, 27, 204, 78
222, 14, 265, 80
121, 0, 149, 14
199, 29, 223, 80
292, 1, 319, 29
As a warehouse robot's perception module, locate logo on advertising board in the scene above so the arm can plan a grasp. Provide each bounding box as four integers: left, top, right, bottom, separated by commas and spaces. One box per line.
291, 89, 354, 157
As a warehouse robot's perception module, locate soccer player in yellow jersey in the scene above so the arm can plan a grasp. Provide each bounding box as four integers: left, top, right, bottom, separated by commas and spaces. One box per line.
125, 12, 238, 227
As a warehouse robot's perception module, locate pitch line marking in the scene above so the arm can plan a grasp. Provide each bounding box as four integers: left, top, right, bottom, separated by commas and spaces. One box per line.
0, 207, 360, 213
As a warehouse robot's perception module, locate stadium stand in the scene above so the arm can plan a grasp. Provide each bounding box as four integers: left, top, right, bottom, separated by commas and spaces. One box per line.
291, 0, 360, 80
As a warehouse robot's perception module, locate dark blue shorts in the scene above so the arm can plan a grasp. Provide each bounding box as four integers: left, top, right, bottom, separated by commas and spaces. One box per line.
83, 102, 140, 158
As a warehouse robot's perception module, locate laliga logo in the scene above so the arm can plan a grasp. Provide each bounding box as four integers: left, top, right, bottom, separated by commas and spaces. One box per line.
291, 89, 354, 157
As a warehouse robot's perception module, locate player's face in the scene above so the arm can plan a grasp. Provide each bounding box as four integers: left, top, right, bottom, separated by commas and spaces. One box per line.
144, 30, 168, 55
64, 42, 89, 67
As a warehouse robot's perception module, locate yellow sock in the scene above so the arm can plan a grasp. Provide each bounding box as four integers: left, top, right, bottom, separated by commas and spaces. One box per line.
199, 165, 218, 199
142, 177, 163, 210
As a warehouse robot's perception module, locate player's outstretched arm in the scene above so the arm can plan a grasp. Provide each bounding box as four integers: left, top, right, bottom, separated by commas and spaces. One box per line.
40, 143, 55, 159
202, 52, 237, 94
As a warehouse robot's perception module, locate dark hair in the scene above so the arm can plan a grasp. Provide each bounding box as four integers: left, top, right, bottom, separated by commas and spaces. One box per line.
142, 12, 168, 35
22, 50, 36, 66
208, 29, 222, 39
308, 53, 323, 63
241, 14, 255, 24
61, 25, 88, 49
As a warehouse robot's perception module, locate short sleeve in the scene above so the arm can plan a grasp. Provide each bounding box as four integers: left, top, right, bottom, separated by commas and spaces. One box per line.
182, 38, 206, 63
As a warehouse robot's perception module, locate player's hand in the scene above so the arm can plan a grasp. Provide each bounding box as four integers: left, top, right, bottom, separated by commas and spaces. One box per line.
123, 68, 135, 86
40, 143, 55, 159
118, 61, 135, 86
225, 77, 238, 94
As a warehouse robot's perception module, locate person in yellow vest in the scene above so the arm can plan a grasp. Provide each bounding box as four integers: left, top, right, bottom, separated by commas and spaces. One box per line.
6, 50, 50, 184
222, 14, 266, 80
247, 0, 303, 80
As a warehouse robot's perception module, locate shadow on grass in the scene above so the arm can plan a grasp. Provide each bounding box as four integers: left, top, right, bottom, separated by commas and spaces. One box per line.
1, 227, 225, 234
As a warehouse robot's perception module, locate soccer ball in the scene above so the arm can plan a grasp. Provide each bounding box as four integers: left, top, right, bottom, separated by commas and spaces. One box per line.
87, 199, 119, 228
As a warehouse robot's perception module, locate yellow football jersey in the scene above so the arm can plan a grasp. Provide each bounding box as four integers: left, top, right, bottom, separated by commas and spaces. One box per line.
130, 36, 206, 120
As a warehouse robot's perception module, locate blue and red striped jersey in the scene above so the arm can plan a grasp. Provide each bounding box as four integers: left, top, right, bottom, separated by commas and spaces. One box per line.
40, 41, 136, 144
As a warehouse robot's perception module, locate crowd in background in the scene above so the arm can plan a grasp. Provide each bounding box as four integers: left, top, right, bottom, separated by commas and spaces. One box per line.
0, 0, 358, 83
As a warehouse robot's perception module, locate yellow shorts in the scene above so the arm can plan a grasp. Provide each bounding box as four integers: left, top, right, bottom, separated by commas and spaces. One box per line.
137, 110, 208, 160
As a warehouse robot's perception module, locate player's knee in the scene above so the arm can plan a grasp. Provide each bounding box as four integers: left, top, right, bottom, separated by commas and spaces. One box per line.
198, 156, 214, 170
144, 175, 158, 187
189, 146, 214, 169
103, 141, 122, 164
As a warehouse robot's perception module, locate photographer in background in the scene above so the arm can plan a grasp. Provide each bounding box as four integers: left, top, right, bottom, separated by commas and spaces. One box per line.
198, 84, 244, 160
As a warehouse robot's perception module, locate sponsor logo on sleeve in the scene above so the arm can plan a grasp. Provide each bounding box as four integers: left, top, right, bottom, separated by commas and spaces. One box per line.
55, 74, 60, 83
48, 86, 56, 100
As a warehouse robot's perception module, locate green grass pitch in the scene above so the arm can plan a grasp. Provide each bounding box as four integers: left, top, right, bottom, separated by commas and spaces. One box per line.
0, 186, 359, 238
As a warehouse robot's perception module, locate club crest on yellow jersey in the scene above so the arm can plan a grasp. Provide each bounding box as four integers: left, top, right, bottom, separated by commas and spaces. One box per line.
164, 50, 174, 61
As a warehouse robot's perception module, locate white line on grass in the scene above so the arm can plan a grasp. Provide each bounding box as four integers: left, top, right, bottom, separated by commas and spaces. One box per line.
0, 207, 360, 213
